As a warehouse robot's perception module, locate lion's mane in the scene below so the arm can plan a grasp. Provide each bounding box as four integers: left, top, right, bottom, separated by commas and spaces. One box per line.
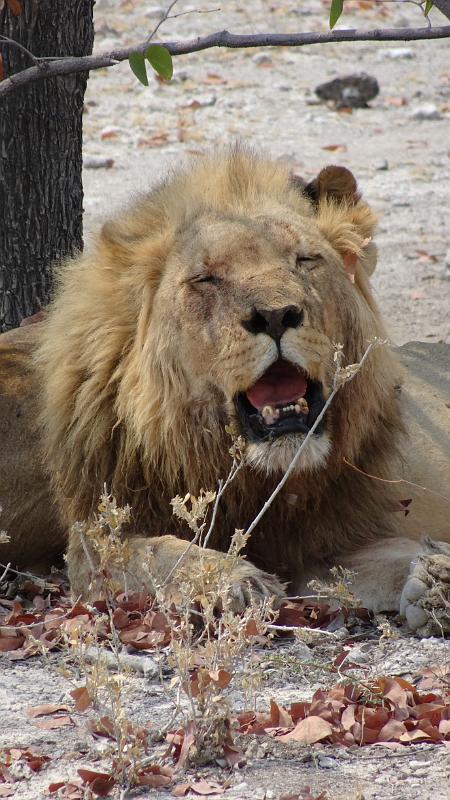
36, 149, 402, 583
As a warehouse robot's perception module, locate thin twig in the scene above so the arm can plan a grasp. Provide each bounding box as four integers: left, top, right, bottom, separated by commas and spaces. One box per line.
0, 34, 40, 64
343, 457, 450, 506
0, 562, 11, 584
78, 528, 97, 575
163, 455, 242, 585
203, 459, 243, 548
145, 0, 180, 44
0, 561, 48, 582
246, 340, 382, 538
267, 624, 336, 636
1, 25, 450, 98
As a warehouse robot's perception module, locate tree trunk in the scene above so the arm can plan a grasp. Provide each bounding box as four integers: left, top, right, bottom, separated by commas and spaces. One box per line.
0, 0, 94, 331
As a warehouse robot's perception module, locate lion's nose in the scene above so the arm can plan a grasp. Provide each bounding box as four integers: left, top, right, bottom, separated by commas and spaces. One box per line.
242, 305, 303, 341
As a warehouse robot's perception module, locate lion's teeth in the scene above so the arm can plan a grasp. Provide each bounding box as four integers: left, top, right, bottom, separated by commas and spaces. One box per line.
261, 405, 279, 425
297, 397, 309, 414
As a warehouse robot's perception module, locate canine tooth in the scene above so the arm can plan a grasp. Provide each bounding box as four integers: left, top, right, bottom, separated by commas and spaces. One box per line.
261, 405, 279, 425
297, 397, 309, 414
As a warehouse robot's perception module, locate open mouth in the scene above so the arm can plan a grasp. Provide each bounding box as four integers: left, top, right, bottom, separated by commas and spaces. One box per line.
234, 359, 326, 443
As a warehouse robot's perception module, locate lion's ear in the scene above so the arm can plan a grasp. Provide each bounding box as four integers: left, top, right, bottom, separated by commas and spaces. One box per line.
304, 166, 360, 206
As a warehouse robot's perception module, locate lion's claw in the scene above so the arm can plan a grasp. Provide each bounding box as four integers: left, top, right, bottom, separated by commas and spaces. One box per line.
400, 539, 450, 636
226, 563, 286, 613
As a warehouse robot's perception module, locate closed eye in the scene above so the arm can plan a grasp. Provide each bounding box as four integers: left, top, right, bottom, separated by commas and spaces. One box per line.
192, 274, 222, 285
296, 254, 320, 268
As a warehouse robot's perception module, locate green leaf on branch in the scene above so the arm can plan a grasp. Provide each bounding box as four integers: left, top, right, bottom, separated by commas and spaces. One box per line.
146, 45, 173, 80
329, 0, 344, 29
129, 52, 148, 86
424, 0, 433, 16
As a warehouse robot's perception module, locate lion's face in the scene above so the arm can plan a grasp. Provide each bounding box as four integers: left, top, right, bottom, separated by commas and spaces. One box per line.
152, 194, 379, 474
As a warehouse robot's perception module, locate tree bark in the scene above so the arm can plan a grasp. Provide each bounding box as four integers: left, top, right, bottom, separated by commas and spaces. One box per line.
0, 0, 94, 331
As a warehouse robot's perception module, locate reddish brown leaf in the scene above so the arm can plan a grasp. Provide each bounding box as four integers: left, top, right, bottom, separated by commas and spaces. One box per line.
189, 781, 225, 796
111, 607, 129, 629
270, 699, 294, 728
280, 716, 333, 744
137, 772, 171, 788
28, 704, 71, 718
78, 770, 115, 797
321, 144, 347, 152
173, 785, 191, 797
208, 669, 232, 689
0, 636, 24, 652
223, 743, 245, 768
70, 687, 92, 712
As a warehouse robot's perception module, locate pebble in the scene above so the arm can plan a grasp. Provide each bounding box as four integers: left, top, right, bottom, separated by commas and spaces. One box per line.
230, 782, 249, 794
318, 756, 337, 769
84, 157, 114, 169
374, 158, 389, 171
442, 250, 450, 280
252, 53, 273, 66
409, 759, 433, 770
409, 104, 442, 120
380, 47, 415, 59
145, 4, 166, 17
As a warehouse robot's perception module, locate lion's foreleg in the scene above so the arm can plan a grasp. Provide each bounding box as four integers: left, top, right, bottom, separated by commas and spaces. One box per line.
67, 532, 286, 611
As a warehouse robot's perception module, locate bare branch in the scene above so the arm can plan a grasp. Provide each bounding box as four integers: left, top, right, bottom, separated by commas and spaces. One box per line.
0, 34, 40, 65
1, 24, 449, 99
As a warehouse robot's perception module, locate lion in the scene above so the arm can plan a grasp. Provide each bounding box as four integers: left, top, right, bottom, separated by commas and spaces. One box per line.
0, 149, 449, 636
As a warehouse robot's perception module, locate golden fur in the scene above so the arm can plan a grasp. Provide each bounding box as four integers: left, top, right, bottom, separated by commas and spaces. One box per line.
36, 149, 400, 573
1, 149, 449, 631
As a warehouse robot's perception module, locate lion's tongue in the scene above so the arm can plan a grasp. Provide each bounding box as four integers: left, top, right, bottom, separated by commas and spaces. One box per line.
246, 361, 307, 411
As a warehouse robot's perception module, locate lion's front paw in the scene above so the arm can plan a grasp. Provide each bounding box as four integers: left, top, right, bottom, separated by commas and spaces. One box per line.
400, 538, 450, 637
225, 562, 286, 613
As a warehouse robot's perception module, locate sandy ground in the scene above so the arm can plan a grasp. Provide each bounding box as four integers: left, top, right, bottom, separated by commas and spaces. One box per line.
1, 1, 450, 799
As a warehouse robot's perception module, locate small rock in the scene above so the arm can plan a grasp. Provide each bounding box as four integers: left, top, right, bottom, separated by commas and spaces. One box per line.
374, 158, 389, 171
252, 53, 273, 67
347, 647, 370, 664
380, 47, 414, 60
315, 73, 379, 109
409, 104, 442, 120
318, 756, 337, 769
442, 250, 450, 280
84, 157, 114, 169
145, 4, 166, 17
100, 125, 123, 140
231, 783, 248, 794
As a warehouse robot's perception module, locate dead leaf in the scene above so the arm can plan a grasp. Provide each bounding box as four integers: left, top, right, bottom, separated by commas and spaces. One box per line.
208, 669, 232, 689
321, 144, 347, 152
137, 764, 173, 789
136, 133, 169, 148
78, 769, 115, 797
0, 635, 24, 652
280, 716, 333, 744
28, 704, 71, 718
71, 687, 92, 712
385, 96, 408, 107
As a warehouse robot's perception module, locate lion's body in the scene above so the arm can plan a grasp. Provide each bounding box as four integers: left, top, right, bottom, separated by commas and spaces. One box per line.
0, 150, 449, 631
